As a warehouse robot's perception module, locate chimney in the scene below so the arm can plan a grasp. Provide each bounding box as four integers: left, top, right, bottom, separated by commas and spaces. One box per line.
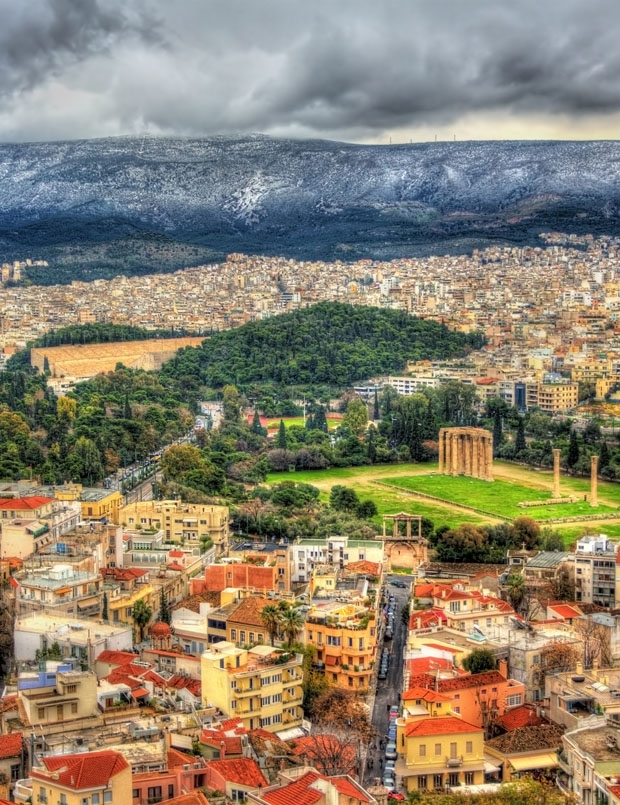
576, 661, 583, 675
220, 740, 226, 760
498, 658, 508, 679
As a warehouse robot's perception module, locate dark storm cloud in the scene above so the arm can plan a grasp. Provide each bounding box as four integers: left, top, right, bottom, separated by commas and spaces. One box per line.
2, 0, 620, 141
0, 0, 160, 94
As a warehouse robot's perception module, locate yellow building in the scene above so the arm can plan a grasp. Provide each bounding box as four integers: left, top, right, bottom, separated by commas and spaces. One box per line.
304, 602, 377, 692
395, 712, 485, 794
31, 749, 131, 805
120, 499, 229, 551
19, 669, 101, 735
79, 488, 123, 524
201, 642, 303, 733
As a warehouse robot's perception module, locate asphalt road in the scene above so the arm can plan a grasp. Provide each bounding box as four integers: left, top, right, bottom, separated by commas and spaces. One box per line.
365, 574, 411, 786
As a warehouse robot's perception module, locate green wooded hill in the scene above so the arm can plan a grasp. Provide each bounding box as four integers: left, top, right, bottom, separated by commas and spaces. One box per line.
161, 302, 483, 388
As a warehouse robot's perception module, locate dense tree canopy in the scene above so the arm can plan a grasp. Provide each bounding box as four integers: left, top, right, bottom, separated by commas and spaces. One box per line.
161, 302, 482, 388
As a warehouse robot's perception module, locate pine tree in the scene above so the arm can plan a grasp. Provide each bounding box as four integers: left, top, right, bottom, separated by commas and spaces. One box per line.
373, 389, 380, 421
493, 408, 503, 457
158, 588, 171, 625
365, 426, 377, 462
515, 417, 526, 453
102, 591, 108, 621
305, 412, 315, 430
567, 430, 580, 469
277, 420, 287, 449
600, 440, 610, 473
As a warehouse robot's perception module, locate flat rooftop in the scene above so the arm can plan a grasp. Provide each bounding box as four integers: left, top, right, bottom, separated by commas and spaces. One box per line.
16, 615, 131, 643
571, 722, 620, 762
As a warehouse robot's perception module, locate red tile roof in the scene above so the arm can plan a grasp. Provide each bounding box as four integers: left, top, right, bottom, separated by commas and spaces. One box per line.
208, 757, 267, 788
33, 750, 129, 790
548, 603, 582, 620
331, 776, 372, 802
405, 716, 481, 737
424, 642, 461, 654
96, 649, 137, 666
436, 670, 508, 692
166, 674, 201, 698
261, 770, 324, 805
402, 686, 451, 703
0, 496, 53, 509
497, 705, 545, 731
405, 657, 453, 674
0, 732, 22, 759
409, 608, 447, 629
167, 748, 197, 769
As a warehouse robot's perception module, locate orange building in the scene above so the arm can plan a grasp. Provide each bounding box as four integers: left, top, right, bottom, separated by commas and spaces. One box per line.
404, 667, 526, 731
193, 559, 290, 595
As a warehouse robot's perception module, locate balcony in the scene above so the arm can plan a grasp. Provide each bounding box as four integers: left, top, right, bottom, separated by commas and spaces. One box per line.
446, 756, 463, 767
556, 749, 571, 775
556, 772, 572, 795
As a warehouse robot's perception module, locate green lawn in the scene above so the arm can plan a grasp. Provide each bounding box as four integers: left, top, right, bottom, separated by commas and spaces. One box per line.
263, 417, 339, 431
381, 474, 616, 521
266, 462, 434, 485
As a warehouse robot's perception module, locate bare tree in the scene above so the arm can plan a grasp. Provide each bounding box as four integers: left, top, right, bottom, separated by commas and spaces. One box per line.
575, 617, 612, 670
295, 731, 359, 776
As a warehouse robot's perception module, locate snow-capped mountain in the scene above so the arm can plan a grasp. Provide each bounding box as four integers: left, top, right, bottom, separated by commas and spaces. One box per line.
1, 134, 620, 279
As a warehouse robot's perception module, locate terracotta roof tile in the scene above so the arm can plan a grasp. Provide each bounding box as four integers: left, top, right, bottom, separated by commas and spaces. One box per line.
0, 732, 22, 759
208, 757, 267, 788
33, 750, 129, 790
0, 496, 53, 510
405, 716, 481, 737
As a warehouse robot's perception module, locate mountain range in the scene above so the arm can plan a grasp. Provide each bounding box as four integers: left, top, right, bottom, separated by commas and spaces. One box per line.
1, 135, 620, 283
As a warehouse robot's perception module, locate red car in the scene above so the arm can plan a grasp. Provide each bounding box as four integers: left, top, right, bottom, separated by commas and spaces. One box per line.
388, 794, 405, 802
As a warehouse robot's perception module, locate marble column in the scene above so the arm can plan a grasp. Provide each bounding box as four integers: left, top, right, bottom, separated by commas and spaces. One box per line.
486, 437, 493, 481
438, 429, 445, 473
472, 435, 479, 478
464, 434, 472, 476
451, 433, 459, 476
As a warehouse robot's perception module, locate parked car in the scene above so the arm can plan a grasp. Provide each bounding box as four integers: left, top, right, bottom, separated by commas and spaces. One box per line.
385, 760, 396, 775
385, 741, 397, 759
385, 628, 393, 640
389, 705, 399, 716
382, 775, 396, 789
378, 667, 388, 680
388, 793, 405, 802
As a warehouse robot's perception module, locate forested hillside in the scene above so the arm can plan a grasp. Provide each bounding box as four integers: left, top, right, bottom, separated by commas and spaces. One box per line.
161, 302, 482, 388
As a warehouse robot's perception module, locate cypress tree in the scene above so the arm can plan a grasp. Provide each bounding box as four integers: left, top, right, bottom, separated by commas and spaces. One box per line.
277, 420, 287, 449
600, 440, 610, 472
567, 430, 580, 469
43, 356, 50, 373
158, 587, 171, 625
373, 389, 380, 421
251, 409, 263, 434
314, 406, 328, 433
366, 426, 377, 462
515, 417, 526, 453
492, 408, 503, 457
102, 591, 108, 621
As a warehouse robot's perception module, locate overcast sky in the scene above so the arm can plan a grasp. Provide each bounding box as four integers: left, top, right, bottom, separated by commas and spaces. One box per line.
2, 0, 620, 144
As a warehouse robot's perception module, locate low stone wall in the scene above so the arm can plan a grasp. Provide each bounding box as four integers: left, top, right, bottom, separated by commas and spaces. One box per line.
518, 497, 578, 508
543, 512, 620, 525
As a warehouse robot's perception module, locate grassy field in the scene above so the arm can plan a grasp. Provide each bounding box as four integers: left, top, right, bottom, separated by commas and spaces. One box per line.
261, 417, 340, 431
380, 474, 616, 521
266, 460, 620, 546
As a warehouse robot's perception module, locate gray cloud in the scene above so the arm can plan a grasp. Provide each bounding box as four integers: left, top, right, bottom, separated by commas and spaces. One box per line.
2, 0, 620, 142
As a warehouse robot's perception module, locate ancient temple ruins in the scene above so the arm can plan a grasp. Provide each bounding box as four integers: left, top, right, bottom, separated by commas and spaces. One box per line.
437, 427, 493, 481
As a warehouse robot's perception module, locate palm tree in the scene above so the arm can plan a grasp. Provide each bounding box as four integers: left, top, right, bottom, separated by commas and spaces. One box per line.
260, 605, 281, 645
279, 605, 303, 647
133, 599, 153, 643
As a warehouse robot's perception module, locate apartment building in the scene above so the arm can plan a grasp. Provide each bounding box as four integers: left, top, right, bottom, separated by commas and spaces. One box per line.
568, 534, 620, 608
547, 667, 620, 730
304, 602, 377, 692
557, 716, 620, 804
428, 585, 514, 635
15, 563, 102, 617
291, 537, 384, 583
18, 667, 101, 735
78, 488, 123, 524
120, 500, 229, 552
30, 750, 131, 805
528, 381, 579, 413
200, 642, 304, 733
14, 614, 133, 664
395, 712, 485, 794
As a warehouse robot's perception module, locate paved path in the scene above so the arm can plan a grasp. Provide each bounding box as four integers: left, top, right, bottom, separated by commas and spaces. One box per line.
364, 575, 411, 788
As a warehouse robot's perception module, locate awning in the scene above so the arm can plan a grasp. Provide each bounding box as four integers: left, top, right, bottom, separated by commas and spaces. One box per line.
55, 587, 72, 595
509, 752, 558, 772
484, 760, 501, 774
132, 687, 149, 699
325, 655, 339, 666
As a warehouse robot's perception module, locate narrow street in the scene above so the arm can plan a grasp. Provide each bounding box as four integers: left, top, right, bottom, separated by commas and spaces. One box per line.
364, 574, 411, 786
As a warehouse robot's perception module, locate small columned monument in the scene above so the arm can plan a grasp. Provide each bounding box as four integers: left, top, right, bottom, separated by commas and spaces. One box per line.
438, 426, 493, 481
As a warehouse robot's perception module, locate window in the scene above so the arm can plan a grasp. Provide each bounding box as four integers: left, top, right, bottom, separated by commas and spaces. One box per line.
92, 795, 100, 805
434, 775, 443, 790
38, 707, 45, 720
66, 684, 77, 694
453, 706, 460, 714
133, 792, 140, 799
419, 744, 426, 757
507, 693, 523, 707
449, 773, 459, 786
466, 741, 473, 754
39, 787, 47, 803
249, 632, 254, 643
60, 796, 67, 805
231, 791, 247, 802
231, 629, 237, 640
71, 703, 78, 714
435, 743, 441, 756
81, 798, 88, 805
418, 775, 427, 790
168, 785, 175, 797
147, 786, 162, 803
240, 631, 246, 643
465, 772, 474, 785
10, 764, 20, 782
